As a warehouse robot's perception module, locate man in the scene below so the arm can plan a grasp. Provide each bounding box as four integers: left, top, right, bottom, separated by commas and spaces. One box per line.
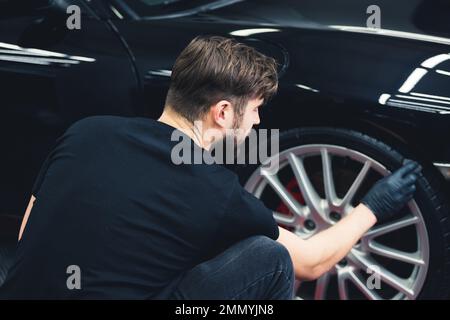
0, 36, 421, 299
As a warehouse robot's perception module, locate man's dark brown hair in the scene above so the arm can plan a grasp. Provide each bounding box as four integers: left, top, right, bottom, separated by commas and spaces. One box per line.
165, 35, 279, 124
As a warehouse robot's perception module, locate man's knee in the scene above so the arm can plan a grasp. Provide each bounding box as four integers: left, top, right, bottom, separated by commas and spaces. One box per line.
237, 236, 295, 299
242, 236, 294, 277
172, 236, 295, 300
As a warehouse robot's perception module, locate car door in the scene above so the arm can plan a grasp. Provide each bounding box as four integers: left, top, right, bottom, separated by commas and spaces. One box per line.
0, 0, 139, 221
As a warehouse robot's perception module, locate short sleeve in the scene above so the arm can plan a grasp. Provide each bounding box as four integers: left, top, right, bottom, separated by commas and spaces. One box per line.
30, 116, 97, 196
31, 152, 53, 196
214, 180, 279, 252
31, 130, 69, 196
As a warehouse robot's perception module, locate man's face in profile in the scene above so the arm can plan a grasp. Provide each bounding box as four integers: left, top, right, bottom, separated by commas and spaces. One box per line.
231, 97, 263, 145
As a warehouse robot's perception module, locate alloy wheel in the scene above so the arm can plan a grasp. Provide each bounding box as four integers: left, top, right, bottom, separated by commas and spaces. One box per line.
244, 144, 429, 300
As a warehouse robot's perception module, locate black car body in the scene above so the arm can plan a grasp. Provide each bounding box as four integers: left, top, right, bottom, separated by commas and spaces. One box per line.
1, 0, 449, 299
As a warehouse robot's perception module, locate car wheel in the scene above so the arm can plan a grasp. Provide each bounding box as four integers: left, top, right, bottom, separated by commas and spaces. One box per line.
238, 127, 450, 300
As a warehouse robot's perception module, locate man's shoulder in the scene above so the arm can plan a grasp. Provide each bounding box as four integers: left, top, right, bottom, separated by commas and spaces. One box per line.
61, 116, 138, 144
67, 115, 128, 133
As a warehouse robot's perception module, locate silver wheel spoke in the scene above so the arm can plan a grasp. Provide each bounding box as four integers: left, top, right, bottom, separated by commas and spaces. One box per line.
314, 271, 331, 300
347, 269, 382, 300
337, 271, 349, 300
364, 215, 419, 240
321, 148, 338, 208
341, 160, 371, 209
293, 280, 301, 298
349, 250, 415, 299
261, 169, 305, 219
368, 242, 425, 266
287, 153, 323, 218
273, 211, 298, 227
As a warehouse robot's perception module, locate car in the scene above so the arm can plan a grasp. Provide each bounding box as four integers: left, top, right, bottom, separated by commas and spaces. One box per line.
1, 0, 449, 299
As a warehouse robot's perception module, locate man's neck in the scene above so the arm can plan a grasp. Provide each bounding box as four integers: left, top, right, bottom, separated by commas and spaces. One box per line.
158, 107, 209, 150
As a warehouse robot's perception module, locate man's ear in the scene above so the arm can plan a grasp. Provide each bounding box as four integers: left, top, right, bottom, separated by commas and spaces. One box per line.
210, 100, 234, 129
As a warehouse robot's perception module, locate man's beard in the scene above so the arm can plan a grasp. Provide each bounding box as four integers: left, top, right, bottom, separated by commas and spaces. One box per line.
208, 134, 243, 164
232, 110, 243, 130
208, 115, 246, 164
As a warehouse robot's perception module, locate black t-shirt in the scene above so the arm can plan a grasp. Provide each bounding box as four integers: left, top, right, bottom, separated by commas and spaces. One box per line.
0, 116, 278, 299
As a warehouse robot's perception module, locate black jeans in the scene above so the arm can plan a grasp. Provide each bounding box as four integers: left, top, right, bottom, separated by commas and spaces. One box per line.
169, 236, 295, 300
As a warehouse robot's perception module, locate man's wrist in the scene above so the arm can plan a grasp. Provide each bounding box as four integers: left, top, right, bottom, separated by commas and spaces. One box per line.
352, 203, 378, 228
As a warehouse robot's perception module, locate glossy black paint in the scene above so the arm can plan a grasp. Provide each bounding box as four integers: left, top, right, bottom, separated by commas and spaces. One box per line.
1, 0, 449, 219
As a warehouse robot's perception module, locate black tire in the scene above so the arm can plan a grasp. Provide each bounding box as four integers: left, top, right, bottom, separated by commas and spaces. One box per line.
236, 127, 450, 300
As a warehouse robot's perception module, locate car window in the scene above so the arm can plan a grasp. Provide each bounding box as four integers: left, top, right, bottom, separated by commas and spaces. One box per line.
139, 0, 181, 5
110, 0, 238, 19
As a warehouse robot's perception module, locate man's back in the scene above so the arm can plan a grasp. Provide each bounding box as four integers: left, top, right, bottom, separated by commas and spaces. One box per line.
0, 116, 278, 299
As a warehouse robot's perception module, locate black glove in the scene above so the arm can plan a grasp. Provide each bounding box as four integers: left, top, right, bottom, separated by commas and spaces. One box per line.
361, 159, 422, 223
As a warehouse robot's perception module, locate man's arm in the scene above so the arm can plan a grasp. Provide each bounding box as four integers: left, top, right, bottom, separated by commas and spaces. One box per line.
277, 160, 422, 281
277, 204, 376, 281
19, 195, 35, 241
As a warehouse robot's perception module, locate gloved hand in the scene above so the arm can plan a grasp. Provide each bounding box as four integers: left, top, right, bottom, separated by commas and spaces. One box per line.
361, 159, 422, 223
